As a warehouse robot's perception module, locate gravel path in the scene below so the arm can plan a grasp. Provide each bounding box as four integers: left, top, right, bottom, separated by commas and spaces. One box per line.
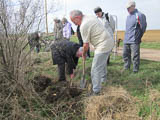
117, 47, 160, 62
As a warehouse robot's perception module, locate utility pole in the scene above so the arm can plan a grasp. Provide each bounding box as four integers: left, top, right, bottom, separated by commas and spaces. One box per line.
64, 0, 67, 16
44, 0, 48, 34
112, 15, 118, 59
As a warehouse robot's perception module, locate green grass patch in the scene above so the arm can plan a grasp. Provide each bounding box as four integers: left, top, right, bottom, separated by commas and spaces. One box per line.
141, 42, 160, 50
107, 56, 160, 95
119, 41, 160, 50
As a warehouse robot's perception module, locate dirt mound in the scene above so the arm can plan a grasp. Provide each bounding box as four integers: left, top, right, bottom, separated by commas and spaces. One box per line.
85, 87, 141, 120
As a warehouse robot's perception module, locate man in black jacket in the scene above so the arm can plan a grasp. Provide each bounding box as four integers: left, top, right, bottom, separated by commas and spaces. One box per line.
51, 40, 83, 81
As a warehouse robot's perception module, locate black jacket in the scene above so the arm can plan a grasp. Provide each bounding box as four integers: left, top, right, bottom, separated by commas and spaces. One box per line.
76, 26, 83, 46
51, 41, 80, 74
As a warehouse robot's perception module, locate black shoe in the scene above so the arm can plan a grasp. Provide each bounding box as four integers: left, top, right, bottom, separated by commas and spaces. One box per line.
133, 71, 138, 73
58, 79, 66, 82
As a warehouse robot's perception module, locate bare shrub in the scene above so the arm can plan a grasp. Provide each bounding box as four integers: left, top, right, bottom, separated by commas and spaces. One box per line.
0, 0, 59, 119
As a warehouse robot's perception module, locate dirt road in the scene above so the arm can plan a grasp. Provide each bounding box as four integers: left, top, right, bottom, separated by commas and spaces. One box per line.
117, 47, 160, 62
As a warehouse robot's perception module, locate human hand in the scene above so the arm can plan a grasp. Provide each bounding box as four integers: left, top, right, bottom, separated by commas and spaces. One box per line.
70, 73, 74, 79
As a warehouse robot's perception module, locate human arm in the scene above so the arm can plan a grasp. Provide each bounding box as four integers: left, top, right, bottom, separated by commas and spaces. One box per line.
109, 15, 115, 33
80, 24, 91, 60
66, 56, 78, 79
83, 43, 89, 60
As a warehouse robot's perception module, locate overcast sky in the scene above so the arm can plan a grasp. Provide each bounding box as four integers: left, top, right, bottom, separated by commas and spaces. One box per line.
47, 0, 160, 32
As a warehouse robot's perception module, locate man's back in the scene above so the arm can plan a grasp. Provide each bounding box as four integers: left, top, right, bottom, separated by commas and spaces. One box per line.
50, 41, 80, 65
80, 15, 114, 54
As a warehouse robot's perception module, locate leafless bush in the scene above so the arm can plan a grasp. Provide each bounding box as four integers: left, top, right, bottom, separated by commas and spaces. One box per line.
0, 0, 59, 119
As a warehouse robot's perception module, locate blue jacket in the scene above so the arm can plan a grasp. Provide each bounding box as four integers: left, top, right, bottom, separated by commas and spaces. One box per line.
124, 9, 147, 44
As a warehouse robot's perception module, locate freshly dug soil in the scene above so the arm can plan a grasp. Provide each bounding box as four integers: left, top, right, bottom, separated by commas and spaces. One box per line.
45, 81, 82, 103
33, 75, 83, 104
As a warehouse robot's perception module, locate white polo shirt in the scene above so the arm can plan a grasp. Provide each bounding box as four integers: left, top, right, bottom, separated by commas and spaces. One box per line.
80, 15, 114, 54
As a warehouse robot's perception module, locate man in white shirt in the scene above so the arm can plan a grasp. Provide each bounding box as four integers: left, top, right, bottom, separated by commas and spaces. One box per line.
70, 10, 114, 95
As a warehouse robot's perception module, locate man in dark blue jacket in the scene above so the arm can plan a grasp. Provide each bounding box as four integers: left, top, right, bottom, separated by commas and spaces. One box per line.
123, 1, 147, 73
51, 41, 83, 81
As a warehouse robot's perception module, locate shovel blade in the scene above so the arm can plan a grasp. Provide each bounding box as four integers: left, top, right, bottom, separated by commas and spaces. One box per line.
80, 76, 86, 89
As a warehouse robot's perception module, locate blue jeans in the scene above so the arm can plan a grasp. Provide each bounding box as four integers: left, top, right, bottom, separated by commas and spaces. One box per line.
91, 51, 110, 93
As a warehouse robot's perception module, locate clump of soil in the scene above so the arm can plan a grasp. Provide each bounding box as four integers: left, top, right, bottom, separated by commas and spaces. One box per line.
33, 75, 52, 92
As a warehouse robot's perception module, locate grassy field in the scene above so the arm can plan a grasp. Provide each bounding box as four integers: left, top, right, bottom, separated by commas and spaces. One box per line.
72, 35, 160, 119
117, 30, 160, 49
28, 35, 160, 119
107, 56, 160, 119
117, 30, 160, 42
1, 31, 160, 119
33, 48, 160, 119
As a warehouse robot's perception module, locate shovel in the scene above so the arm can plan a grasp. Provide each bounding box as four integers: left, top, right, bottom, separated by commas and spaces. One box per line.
80, 58, 86, 88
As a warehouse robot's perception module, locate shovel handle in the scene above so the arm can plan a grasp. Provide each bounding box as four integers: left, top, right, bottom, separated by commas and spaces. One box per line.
82, 59, 85, 75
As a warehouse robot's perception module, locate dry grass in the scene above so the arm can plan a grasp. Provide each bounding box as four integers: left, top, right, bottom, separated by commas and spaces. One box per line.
117, 30, 160, 42
84, 87, 141, 120
145, 89, 160, 120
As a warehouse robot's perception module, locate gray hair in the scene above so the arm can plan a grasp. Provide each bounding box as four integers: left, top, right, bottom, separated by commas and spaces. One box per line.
54, 17, 59, 21
70, 10, 83, 18
62, 17, 68, 23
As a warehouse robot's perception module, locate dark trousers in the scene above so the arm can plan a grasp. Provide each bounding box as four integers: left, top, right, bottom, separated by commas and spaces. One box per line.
58, 64, 66, 81
35, 44, 40, 53
107, 55, 110, 65
87, 48, 90, 57
123, 43, 140, 72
